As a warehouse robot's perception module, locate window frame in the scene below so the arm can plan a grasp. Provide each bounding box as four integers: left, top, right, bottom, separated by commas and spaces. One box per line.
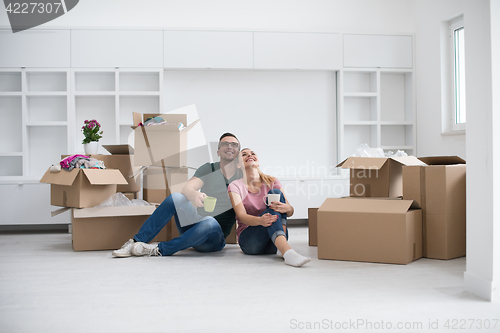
449, 17, 466, 132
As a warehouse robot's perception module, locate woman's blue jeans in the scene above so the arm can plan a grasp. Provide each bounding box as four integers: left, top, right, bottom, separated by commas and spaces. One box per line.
133, 192, 225, 256
238, 189, 288, 255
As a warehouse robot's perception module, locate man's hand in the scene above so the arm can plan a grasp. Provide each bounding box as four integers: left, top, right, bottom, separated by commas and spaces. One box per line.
193, 192, 207, 208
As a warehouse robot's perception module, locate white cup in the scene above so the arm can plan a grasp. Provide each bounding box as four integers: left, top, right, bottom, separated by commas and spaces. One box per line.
263, 193, 281, 206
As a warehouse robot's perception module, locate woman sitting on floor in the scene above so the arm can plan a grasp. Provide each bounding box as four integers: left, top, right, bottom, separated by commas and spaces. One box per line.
227, 148, 310, 267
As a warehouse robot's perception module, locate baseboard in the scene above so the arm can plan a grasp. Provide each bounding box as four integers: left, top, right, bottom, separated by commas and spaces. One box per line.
0, 224, 69, 233
0, 219, 308, 233
287, 218, 308, 226
464, 271, 499, 302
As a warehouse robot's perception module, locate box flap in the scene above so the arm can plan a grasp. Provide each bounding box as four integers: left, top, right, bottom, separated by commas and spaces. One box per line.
319, 197, 416, 214
182, 119, 200, 132
390, 155, 428, 166
418, 156, 466, 165
39, 168, 80, 185
133, 112, 144, 126
82, 169, 128, 185
102, 144, 134, 155
336, 157, 388, 170
73, 205, 156, 218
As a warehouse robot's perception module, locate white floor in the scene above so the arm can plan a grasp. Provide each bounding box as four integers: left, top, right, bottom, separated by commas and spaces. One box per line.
0, 226, 499, 333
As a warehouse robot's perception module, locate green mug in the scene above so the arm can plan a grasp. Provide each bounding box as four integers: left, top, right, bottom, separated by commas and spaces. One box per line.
204, 196, 217, 212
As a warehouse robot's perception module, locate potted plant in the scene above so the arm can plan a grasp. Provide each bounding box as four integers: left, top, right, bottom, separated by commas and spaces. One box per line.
82, 119, 103, 155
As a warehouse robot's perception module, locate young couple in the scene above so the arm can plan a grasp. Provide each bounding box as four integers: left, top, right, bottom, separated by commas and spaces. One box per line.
112, 133, 310, 267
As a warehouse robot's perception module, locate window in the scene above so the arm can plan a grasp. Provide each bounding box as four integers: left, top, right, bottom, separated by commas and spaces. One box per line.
450, 17, 466, 131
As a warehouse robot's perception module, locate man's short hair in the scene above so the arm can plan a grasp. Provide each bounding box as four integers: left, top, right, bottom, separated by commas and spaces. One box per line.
219, 132, 239, 143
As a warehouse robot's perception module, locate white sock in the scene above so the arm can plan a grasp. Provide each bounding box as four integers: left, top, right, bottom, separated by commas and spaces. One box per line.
283, 249, 311, 267
276, 249, 283, 257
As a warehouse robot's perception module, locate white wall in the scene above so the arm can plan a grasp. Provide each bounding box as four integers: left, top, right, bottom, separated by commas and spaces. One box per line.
412, 0, 466, 158
462, 0, 499, 302
163, 70, 337, 177
0, 0, 415, 33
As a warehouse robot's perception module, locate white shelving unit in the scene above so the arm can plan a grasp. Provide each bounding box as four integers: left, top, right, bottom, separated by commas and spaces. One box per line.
338, 68, 415, 160
0, 69, 70, 179
0, 68, 162, 181
72, 69, 163, 153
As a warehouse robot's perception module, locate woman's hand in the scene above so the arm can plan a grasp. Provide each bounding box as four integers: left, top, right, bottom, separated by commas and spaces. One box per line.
269, 201, 291, 214
260, 213, 278, 227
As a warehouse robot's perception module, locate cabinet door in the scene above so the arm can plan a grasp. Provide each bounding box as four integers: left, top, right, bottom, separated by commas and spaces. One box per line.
343, 34, 413, 68
71, 30, 163, 67
164, 31, 253, 69
0, 30, 70, 67
254, 32, 341, 70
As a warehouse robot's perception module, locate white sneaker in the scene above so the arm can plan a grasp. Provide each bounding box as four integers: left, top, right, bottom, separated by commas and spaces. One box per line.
131, 242, 161, 257
112, 239, 135, 258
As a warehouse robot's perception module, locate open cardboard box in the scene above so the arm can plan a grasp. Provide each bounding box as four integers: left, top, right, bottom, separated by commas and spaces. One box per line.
403, 156, 466, 259
337, 156, 426, 197
308, 207, 319, 246
63, 145, 141, 193
68, 206, 168, 251
132, 113, 200, 167
40, 168, 128, 208
317, 197, 422, 264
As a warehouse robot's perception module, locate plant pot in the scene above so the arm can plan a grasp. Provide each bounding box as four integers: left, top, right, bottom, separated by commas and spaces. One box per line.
83, 142, 99, 155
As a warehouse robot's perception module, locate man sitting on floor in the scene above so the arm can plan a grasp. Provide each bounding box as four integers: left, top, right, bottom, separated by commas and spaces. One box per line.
112, 132, 242, 257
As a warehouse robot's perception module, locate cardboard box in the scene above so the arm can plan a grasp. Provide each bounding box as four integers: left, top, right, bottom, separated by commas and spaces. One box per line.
337, 156, 426, 197
308, 207, 319, 246
403, 156, 466, 259
143, 166, 189, 204
96, 144, 141, 193
123, 192, 139, 200
226, 223, 237, 244
317, 198, 422, 264
71, 205, 168, 251
132, 113, 199, 167
40, 168, 128, 208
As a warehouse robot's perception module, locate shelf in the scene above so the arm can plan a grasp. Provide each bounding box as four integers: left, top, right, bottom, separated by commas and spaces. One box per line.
27, 126, 67, 178
0, 96, 22, 154
119, 72, 160, 92
26, 72, 67, 92
344, 121, 378, 125
26, 121, 68, 126
0, 152, 22, 157
74, 92, 117, 96
119, 95, 160, 123
381, 124, 413, 147
0, 156, 23, 176
27, 96, 67, 122
343, 71, 377, 93
0, 72, 22, 92
343, 125, 378, 159
119, 91, 161, 96
0, 92, 22, 96
343, 96, 377, 122
380, 72, 413, 122
343, 92, 377, 97
75, 72, 115, 92
25, 92, 68, 97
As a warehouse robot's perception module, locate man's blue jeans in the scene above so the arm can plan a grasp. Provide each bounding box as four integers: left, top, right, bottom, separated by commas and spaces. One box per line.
238, 189, 288, 255
134, 192, 225, 256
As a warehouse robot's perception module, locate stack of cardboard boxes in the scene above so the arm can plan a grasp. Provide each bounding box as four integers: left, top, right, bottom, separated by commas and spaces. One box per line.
39, 111, 238, 251
39, 145, 169, 251
311, 155, 466, 265
132, 112, 237, 244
